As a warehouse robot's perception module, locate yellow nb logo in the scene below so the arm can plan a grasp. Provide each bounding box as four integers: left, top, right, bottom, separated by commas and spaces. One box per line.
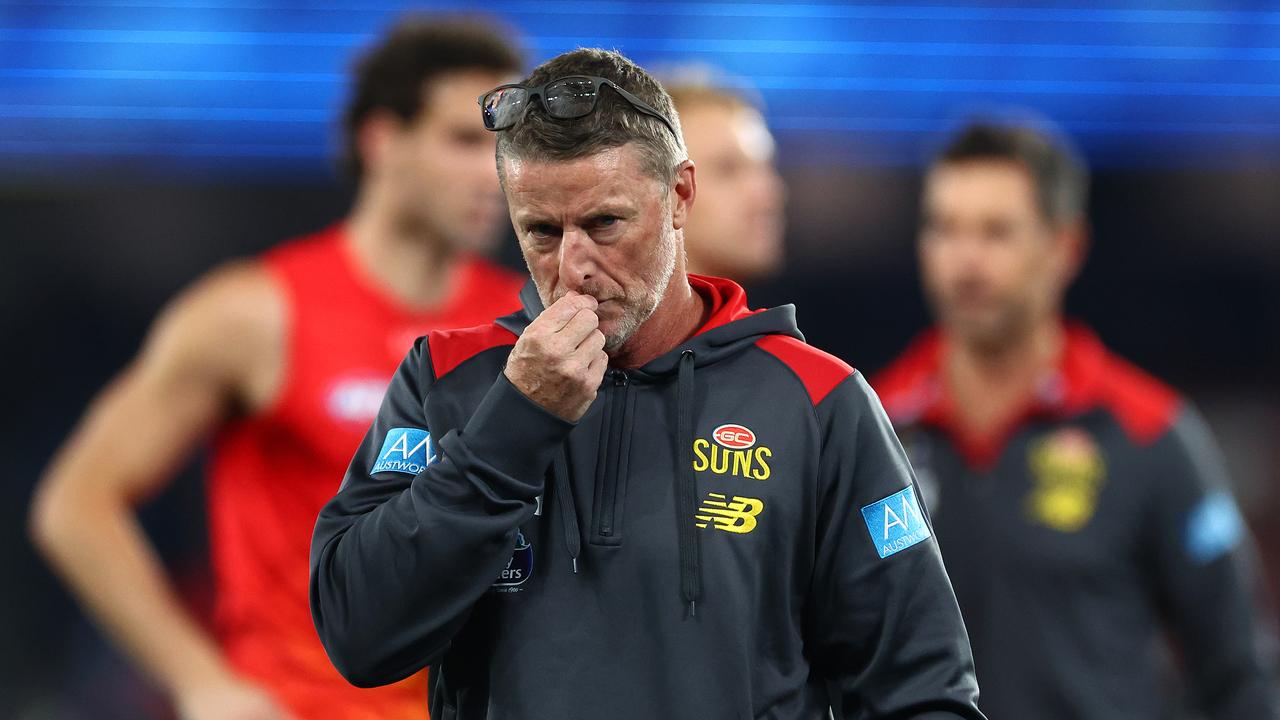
695, 492, 764, 534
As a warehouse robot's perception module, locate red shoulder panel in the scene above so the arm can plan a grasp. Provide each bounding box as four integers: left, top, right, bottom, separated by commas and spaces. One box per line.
1098, 354, 1181, 446
755, 335, 855, 406
427, 323, 517, 380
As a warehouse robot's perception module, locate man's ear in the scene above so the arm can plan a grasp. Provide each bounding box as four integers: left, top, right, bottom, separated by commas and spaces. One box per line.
356, 110, 402, 179
670, 160, 697, 231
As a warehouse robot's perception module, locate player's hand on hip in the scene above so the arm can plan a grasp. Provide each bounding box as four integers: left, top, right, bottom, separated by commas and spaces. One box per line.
175, 673, 292, 720
505, 291, 608, 422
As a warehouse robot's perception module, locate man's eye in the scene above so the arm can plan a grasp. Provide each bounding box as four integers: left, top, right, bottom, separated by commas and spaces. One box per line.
529, 224, 558, 238
594, 216, 619, 228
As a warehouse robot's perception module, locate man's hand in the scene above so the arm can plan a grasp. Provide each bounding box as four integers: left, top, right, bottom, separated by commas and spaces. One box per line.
175, 672, 290, 720
504, 291, 609, 422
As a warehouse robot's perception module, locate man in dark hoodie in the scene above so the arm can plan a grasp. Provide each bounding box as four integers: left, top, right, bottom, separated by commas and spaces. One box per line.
310, 48, 985, 720
873, 122, 1278, 719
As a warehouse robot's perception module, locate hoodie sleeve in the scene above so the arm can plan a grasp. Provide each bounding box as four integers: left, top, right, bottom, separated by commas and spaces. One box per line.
1142, 405, 1279, 719
807, 372, 985, 720
309, 339, 574, 687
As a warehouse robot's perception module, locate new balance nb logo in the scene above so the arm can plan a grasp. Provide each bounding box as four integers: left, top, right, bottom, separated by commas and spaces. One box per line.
695, 492, 764, 534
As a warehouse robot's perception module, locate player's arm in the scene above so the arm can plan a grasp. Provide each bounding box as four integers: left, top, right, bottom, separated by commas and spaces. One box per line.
310, 292, 604, 687
29, 262, 288, 720
1144, 406, 1280, 719
805, 373, 985, 720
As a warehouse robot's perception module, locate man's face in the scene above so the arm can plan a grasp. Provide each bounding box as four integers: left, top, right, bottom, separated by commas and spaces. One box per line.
382, 70, 511, 253
503, 146, 684, 351
679, 102, 785, 280
919, 160, 1075, 349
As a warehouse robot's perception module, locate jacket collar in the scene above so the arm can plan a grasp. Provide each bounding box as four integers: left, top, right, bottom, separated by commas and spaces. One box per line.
882, 322, 1111, 468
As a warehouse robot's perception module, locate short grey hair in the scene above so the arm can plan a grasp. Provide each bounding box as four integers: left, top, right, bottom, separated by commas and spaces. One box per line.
495, 48, 687, 186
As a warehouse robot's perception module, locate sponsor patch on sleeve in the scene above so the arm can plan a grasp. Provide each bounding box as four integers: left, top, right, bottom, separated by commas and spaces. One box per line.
371, 427, 436, 476
861, 486, 931, 559
1185, 490, 1243, 564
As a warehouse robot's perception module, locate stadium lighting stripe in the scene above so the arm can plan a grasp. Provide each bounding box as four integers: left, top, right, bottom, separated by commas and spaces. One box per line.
0, 68, 343, 81
2, 0, 1277, 171
4, 29, 1277, 64
770, 117, 1280, 135
0, 105, 330, 121
10, 1, 1280, 25
2, 109, 1272, 136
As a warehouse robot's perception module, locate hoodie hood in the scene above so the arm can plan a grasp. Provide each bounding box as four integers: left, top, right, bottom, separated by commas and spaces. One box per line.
497, 273, 802, 616
496, 273, 804, 375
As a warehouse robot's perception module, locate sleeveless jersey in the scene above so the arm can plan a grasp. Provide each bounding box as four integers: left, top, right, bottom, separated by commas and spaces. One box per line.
207, 225, 524, 719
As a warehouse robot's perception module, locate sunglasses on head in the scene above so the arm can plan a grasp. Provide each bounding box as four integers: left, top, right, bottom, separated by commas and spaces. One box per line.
478, 75, 679, 141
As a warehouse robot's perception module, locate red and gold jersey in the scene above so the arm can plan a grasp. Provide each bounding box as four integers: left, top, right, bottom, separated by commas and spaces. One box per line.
207, 225, 523, 719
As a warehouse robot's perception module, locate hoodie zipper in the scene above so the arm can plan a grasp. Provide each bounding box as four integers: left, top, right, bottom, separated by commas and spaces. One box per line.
595, 369, 631, 541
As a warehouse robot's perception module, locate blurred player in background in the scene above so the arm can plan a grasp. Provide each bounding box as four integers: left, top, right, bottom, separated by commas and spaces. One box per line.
873, 122, 1279, 719
665, 74, 785, 282
29, 16, 524, 720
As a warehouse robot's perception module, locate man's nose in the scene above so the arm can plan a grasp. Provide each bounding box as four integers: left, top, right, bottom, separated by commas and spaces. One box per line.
557, 228, 596, 292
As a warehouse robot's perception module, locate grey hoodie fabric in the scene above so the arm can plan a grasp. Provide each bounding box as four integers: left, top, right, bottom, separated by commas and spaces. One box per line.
310, 275, 985, 719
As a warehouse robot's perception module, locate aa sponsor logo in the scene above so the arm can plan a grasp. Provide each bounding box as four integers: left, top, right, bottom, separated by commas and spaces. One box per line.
860, 486, 931, 559
1185, 490, 1243, 564
692, 423, 772, 480
371, 427, 436, 476
695, 492, 765, 534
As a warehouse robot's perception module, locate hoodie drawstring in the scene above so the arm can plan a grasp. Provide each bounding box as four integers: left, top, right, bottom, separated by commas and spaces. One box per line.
552, 446, 582, 573
552, 351, 701, 613
676, 350, 701, 617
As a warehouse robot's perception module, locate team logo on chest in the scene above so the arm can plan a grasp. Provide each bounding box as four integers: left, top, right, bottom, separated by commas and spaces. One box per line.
1025, 427, 1107, 532
691, 423, 772, 480
492, 530, 534, 592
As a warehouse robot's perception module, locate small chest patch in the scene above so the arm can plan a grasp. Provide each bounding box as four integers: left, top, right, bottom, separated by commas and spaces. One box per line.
492, 530, 534, 591
1025, 427, 1106, 533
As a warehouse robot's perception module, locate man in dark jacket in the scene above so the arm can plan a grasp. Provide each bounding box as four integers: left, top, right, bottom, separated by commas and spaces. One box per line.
310, 48, 985, 720
874, 122, 1279, 719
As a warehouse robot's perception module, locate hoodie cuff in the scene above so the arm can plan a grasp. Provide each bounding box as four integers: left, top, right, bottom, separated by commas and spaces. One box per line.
459, 374, 576, 482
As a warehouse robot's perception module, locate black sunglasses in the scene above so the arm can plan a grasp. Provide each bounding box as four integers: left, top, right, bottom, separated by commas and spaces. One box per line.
478, 75, 679, 141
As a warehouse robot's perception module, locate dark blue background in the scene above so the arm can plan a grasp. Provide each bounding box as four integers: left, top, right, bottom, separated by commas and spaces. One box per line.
3, 1, 1278, 174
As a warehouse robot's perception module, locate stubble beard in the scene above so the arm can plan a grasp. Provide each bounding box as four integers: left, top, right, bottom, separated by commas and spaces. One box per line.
602, 227, 677, 352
